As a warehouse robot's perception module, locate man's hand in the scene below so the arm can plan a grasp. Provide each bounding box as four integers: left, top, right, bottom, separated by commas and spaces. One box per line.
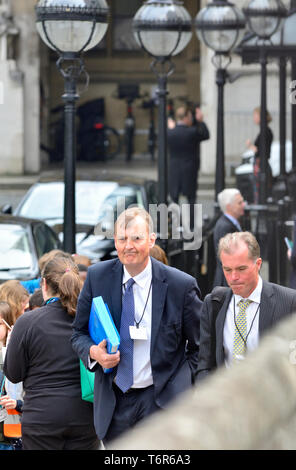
90, 339, 120, 369
195, 107, 204, 122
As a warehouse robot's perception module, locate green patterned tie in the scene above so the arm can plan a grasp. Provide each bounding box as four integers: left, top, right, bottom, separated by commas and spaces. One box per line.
233, 299, 252, 361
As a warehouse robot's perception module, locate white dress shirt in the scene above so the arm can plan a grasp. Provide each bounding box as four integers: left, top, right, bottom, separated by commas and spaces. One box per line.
122, 258, 153, 388
223, 276, 262, 368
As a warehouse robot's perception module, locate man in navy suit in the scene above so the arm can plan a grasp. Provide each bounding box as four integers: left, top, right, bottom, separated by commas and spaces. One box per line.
213, 188, 245, 287
71, 207, 202, 443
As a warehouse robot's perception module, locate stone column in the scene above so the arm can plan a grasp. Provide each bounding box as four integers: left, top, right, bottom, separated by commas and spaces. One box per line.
0, 0, 24, 174
11, 0, 40, 174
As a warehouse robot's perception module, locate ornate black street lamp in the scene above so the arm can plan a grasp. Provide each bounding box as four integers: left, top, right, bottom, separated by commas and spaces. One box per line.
195, 0, 246, 199
132, 0, 192, 207
243, 0, 286, 204
35, 0, 109, 253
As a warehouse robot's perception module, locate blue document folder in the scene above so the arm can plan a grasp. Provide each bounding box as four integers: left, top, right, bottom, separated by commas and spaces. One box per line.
88, 296, 120, 373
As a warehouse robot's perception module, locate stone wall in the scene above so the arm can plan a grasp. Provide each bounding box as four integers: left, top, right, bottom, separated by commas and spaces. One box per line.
110, 314, 296, 450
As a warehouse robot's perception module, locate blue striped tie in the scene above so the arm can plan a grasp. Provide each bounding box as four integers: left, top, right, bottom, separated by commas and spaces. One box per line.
116, 278, 135, 392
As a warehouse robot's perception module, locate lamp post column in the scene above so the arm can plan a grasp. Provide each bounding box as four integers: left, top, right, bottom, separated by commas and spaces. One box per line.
152, 59, 173, 206
279, 56, 286, 178
157, 74, 168, 206
59, 56, 80, 254
215, 67, 227, 198
259, 47, 268, 204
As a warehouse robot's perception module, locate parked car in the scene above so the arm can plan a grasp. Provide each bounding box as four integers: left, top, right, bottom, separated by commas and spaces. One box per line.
0, 215, 62, 283
8, 175, 159, 263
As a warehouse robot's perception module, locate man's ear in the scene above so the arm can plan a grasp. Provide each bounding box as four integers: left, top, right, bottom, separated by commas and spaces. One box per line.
256, 257, 262, 271
149, 232, 156, 249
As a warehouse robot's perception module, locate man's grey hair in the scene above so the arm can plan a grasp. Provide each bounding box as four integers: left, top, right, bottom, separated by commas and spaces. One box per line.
218, 188, 241, 213
218, 231, 260, 262
115, 206, 154, 235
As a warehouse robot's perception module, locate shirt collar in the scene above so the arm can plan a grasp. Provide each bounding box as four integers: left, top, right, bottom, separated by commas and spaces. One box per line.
234, 276, 263, 305
224, 213, 241, 231
122, 257, 152, 289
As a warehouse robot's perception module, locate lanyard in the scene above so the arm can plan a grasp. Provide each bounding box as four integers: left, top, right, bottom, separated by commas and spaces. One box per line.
46, 297, 59, 305
123, 279, 152, 329
233, 297, 260, 347
135, 280, 152, 329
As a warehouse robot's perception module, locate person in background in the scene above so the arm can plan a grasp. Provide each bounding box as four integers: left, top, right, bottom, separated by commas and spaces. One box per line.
28, 288, 44, 311
167, 105, 210, 227
0, 301, 13, 349
0, 281, 29, 324
246, 107, 273, 203
197, 231, 296, 380
213, 188, 245, 288
0, 301, 23, 450
4, 256, 99, 450
149, 244, 168, 265
76, 264, 88, 284
72, 254, 91, 267
20, 249, 72, 294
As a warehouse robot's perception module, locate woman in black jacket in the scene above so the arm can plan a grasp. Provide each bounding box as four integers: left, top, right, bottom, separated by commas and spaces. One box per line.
3, 256, 99, 450
246, 107, 273, 203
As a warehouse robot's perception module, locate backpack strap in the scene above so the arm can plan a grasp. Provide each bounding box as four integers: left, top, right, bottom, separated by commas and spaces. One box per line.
208, 286, 230, 368
211, 286, 230, 319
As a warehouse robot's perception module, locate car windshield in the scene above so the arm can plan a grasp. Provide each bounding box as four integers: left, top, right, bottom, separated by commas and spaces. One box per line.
18, 182, 144, 225
0, 224, 33, 270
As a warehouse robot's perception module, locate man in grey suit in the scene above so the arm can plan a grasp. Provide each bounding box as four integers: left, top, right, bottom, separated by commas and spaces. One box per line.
213, 188, 245, 287
197, 231, 296, 380
71, 207, 202, 443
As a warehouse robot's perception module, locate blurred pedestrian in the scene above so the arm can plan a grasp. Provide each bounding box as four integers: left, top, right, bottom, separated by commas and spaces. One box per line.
168, 105, 210, 227
20, 249, 72, 294
0, 301, 23, 450
246, 107, 273, 203
0, 301, 13, 349
197, 231, 296, 380
28, 288, 44, 310
213, 188, 245, 288
149, 244, 168, 265
72, 254, 91, 267
77, 264, 88, 283
0, 280, 29, 324
3, 256, 99, 450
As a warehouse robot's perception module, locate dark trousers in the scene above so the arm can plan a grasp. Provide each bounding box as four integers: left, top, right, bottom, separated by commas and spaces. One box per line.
21, 423, 100, 450
104, 384, 160, 445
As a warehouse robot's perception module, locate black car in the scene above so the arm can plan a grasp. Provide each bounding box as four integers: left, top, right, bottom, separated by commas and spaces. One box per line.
0, 215, 62, 283
10, 175, 159, 264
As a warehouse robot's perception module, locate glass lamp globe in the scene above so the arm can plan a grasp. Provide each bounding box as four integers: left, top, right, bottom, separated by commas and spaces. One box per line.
195, 0, 246, 54
243, 0, 286, 40
35, 0, 109, 53
133, 0, 192, 58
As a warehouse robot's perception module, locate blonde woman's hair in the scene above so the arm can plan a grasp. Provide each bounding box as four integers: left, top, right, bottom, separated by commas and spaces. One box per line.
0, 280, 29, 323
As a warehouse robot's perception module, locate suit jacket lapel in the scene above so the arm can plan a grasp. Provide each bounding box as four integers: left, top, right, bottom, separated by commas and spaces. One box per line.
150, 258, 167, 355
258, 281, 275, 335
110, 259, 123, 332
